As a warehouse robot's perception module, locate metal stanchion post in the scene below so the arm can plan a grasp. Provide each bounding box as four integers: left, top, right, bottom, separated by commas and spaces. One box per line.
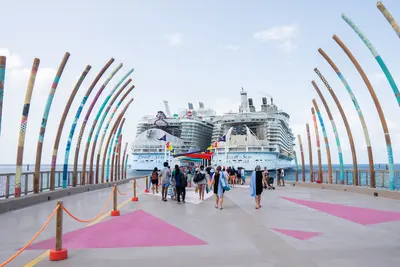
132, 179, 138, 201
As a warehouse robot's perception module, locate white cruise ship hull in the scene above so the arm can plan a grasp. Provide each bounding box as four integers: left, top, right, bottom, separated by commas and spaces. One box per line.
131, 153, 169, 171
211, 152, 292, 171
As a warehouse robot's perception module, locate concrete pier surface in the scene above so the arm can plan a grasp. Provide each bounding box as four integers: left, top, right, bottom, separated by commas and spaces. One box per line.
0, 179, 400, 267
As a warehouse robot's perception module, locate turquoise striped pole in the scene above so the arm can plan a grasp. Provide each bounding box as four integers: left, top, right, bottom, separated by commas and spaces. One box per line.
342, 14, 400, 106
107, 118, 125, 181
312, 81, 344, 183
294, 151, 299, 181
319, 48, 375, 187
72, 63, 122, 186
377, 2, 400, 40
62, 59, 114, 188
95, 85, 135, 183
0, 56, 6, 136
81, 68, 134, 184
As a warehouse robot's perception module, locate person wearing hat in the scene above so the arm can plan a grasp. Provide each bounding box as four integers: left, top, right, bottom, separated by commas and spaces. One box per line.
151, 167, 159, 194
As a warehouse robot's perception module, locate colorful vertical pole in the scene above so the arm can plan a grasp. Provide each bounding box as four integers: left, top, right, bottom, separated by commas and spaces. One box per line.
333, 35, 396, 190
297, 135, 305, 182
342, 14, 400, 106
82, 69, 133, 185
49, 65, 91, 191
101, 99, 133, 182
319, 48, 375, 187
15, 58, 40, 197
306, 124, 313, 182
62, 58, 114, 188
311, 107, 322, 182
0, 56, 6, 136
96, 87, 134, 183
312, 81, 345, 183
72, 63, 122, 186
109, 118, 125, 182
312, 100, 332, 184
34, 52, 70, 193
122, 142, 128, 180
293, 151, 299, 182
377, 1, 400, 39
315, 68, 358, 185
89, 80, 132, 184
124, 154, 129, 179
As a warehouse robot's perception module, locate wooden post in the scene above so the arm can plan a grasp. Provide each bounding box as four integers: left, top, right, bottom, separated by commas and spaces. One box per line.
110, 185, 120, 216
306, 124, 313, 182
298, 135, 305, 182
0, 56, 6, 136
311, 107, 322, 182
315, 68, 358, 186
294, 151, 299, 182
132, 179, 138, 201
144, 176, 150, 193
49, 201, 68, 261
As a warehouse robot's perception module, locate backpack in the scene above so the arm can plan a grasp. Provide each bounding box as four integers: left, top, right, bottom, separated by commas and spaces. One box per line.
182, 174, 188, 187
194, 172, 205, 183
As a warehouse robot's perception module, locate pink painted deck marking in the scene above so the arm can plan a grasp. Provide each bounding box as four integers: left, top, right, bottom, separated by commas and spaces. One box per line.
26, 210, 207, 250
271, 228, 322, 240
280, 196, 400, 225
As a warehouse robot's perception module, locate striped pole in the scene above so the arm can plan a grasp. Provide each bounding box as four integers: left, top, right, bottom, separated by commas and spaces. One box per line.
89, 80, 132, 184
124, 154, 129, 179
319, 48, 374, 187
311, 107, 322, 182
116, 134, 122, 180
377, 1, 400, 39
333, 35, 396, 190
315, 68, 358, 186
102, 100, 133, 182
15, 58, 40, 197
34, 52, 70, 193
0, 56, 6, 136
312, 81, 345, 183
62, 58, 114, 188
82, 69, 134, 185
49, 65, 91, 191
297, 135, 305, 182
121, 142, 128, 180
312, 99, 332, 183
342, 14, 400, 106
110, 119, 125, 182
72, 63, 122, 186
293, 151, 299, 182
306, 124, 313, 182
96, 87, 134, 183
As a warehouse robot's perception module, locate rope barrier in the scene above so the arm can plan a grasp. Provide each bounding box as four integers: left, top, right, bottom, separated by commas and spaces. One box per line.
116, 181, 134, 196
0, 205, 60, 267
62, 187, 114, 223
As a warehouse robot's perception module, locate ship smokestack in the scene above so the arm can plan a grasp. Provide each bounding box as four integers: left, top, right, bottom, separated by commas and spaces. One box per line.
240, 87, 248, 113
248, 98, 256, 112
262, 97, 267, 105
199, 102, 204, 109
271, 97, 273, 105
188, 102, 193, 109
261, 97, 268, 112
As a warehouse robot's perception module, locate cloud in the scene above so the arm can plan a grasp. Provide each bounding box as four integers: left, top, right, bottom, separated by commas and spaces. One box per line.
0, 48, 24, 69
162, 32, 183, 46
254, 25, 299, 52
220, 44, 240, 51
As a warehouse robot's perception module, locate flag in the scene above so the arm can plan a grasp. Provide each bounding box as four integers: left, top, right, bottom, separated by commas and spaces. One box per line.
206, 145, 213, 151
166, 141, 171, 150
158, 135, 166, 141
213, 142, 218, 148
219, 135, 226, 142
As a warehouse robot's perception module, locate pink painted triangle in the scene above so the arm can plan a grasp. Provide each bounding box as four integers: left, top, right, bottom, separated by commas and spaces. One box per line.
280, 196, 400, 225
26, 210, 207, 250
271, 228, 321, 240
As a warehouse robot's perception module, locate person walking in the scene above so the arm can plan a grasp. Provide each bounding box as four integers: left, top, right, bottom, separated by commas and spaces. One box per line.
172, 165, 185, 203
251, 165, 267, 209
151, 167, 159, 194
195, 165, 207, 200
160, 162, 171, 202
210, 166, 227, 210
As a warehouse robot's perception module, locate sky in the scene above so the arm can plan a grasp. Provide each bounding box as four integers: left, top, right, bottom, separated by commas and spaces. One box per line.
0, 0, 399, 166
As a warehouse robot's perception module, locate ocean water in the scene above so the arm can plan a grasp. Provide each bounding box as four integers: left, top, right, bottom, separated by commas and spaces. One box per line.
1, 163, 399, 198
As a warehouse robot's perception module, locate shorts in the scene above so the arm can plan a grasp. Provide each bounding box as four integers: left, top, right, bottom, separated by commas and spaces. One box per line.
162, 183, 170, 188
151, 179, 158, 186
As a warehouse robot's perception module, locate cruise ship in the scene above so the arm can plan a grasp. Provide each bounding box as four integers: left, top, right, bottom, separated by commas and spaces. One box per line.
131, 101, 215, 170
210, 89, 295, 170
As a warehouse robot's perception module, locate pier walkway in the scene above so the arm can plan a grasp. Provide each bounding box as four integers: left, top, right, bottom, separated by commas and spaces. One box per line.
1, 178, 400, 267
